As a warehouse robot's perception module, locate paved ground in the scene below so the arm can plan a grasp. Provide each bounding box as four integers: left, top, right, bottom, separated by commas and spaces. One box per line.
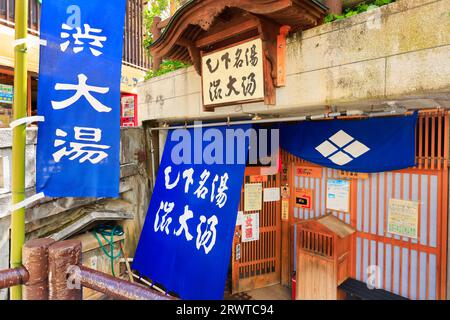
224, 284, 291, 300
248, 284, 291, 300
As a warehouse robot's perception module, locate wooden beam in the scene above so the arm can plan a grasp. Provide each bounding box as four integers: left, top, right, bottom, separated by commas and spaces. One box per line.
177, 38, 201, 74
151, 16, 162, 70
324, 0, 343, 15
195, 18, 260, 49
276, 25, 291, 87
157, 18, 170, 29
0, 66, 15, 76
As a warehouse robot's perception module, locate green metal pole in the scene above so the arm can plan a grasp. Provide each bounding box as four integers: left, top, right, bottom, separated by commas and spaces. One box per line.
10, 0, 28, 300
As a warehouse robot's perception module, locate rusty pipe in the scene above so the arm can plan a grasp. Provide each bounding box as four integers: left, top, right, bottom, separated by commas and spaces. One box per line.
71, 266, 177, 300
0, 267, 29, 290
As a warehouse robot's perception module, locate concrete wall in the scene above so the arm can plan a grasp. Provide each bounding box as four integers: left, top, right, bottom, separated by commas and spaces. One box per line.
0, 127, 150, 300
137, 0, 450, 124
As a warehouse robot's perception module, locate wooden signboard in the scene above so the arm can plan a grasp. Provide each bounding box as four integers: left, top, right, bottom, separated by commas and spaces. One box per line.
202, 38, 265, 108
250, 175, 268, 183
296, 166, 322, 179
338, 170, 369, 180
281, 199, 289, 221
295, 188, 314, 210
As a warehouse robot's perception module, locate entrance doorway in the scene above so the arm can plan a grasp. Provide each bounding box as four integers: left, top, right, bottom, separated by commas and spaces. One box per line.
231, 168, 281, 294
283, 110, 449, 300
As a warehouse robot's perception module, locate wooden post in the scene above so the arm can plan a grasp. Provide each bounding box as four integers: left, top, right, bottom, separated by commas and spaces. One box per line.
48, 240, 82, 300
276, 26, 291, 87
23, 238, 55, 300
325, 0, 343, 15
151, 16, 162, 71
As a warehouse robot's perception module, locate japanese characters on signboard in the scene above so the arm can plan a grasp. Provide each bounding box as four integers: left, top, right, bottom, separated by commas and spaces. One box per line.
296, 166, 323, 179
133, 125, 250, 300
295, 188, 314, 210
242, 213, 260, 243
202, 38, 265, 107
244, 183, 263, 212
36, 0, 126, 197
326, 179, 350, 213
338, 170, 369, 180
387, 199, 419, 239
281, 199, 289, 221
250, 175, 268, 183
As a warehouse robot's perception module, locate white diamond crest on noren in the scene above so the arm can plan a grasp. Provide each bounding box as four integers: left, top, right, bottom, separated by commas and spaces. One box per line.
315, 130, 370, 166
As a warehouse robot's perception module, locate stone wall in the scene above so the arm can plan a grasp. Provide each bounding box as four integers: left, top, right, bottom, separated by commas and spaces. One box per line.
137, 0, 450, 123
0, 127, 150, 300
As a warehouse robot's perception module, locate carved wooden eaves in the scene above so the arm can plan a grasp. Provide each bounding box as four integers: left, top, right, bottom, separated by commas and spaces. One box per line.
150, 0, 327, 76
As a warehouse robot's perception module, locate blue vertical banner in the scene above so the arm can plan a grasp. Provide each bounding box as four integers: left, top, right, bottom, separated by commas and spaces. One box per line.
36, 0, 126, 197
133, 125, 251, 300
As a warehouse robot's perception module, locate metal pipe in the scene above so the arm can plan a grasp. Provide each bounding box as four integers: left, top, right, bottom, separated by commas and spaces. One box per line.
148, 108, 413, 132
10, 0, 29, 300
0, 267, 29, 290
149, 110, 369, 131
72, 266, 177, 300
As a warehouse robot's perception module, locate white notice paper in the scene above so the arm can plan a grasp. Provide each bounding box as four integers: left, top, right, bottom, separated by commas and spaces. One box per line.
263, 187, 280, 202
326, 179, 350, 213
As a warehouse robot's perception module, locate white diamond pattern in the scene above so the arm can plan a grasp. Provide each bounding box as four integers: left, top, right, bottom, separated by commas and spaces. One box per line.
344, 140, 371, 158
315, 140, 338, 158
329, 130, 354, 148
316, 130, 370, 166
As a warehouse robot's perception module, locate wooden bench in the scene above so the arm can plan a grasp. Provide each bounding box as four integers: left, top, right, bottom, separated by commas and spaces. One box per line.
338, 278, 408, 300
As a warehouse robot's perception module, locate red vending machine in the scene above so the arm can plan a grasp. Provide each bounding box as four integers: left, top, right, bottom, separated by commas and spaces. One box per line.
120, 93, 138, 127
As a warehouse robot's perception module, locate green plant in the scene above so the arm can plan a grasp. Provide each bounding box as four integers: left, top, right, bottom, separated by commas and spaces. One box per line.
324, 0, 395, 23
143, 1, 190, 78
145, 60, 191, 80
143, 0, 169, 49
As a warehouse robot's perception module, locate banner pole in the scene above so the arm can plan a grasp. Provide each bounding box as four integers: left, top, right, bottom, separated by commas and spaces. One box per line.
10, 0, 28, 300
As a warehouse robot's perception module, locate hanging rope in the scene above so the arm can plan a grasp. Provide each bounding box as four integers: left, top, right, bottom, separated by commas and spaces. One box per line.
92, 224, 124, 277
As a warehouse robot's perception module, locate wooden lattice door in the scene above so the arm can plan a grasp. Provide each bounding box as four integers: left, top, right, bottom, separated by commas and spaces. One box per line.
231, 168, 281, 293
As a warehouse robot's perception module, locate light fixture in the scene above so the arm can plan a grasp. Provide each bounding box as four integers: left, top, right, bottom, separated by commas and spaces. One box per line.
310, 114, 325, 120
346, 110, 365, 116
252, 114, 262, 121
385, 102, 407, 114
